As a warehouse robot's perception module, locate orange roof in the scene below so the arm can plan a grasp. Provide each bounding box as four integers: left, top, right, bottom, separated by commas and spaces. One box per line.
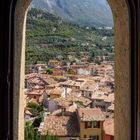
77, 108, 105, 121
66, 92, 91, 106
54, 98, 72, 107
50, 87, 64, 95
28, 77, 46, 85
41, 115, 79, 137
25, 73, 38, 79
27, 89, 44, 95
92, 91, 107, 100
38, 74, 58, 85
103, 119, 114, 136
104, 94, 114, 103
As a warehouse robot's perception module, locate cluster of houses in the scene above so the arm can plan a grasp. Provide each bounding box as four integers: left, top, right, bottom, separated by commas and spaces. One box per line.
24, 60, 114, 140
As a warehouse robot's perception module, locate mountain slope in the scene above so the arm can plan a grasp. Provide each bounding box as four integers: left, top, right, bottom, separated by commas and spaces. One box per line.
26, 8, 114, 64
31, 0, 113, 27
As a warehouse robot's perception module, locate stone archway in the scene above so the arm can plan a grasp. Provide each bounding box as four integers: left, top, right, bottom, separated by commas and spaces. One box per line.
13, 0, 131, 140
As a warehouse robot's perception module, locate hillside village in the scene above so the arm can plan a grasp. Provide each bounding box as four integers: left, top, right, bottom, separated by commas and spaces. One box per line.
24, 56, 114, 140
26, 8, 114, 65
24, 7, 114, 140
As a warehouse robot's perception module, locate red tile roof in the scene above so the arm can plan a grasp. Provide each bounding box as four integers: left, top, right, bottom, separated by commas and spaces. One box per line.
41, 114, 79, 137
103, 119, 114, 136
77, 108, 105, 121
27, 89, 44, 95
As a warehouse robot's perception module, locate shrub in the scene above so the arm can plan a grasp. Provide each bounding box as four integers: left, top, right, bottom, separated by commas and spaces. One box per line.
25, 121, 59, 140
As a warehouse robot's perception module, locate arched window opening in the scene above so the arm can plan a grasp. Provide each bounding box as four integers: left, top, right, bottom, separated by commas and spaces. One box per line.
13, 0, 131, 140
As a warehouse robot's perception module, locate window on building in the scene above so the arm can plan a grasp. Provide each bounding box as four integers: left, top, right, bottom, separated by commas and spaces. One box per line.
89, 135, 99, 140
92, 121, 99, 128
85, 121, 92, 128
89, 93, 91, 97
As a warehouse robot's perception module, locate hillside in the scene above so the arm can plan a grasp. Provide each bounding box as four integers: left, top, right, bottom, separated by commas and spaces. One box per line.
26, 8, 114, 64
31, 0, 113, 27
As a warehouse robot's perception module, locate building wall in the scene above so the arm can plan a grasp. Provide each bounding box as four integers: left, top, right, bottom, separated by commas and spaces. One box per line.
91, 100, 108, 111
104, 135, 111, 140
48, 62, 60, 68
48, 100, 59, 112
104, 134, 114, 140
81, 91, 93, 98
50, 94, 61, 99
77, 68, 91, 75
80, 121, 103, 140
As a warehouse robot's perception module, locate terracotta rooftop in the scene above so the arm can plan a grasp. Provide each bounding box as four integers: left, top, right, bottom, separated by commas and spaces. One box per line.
66, 92, 92, 106
75, 96, 92, 106
41, 114, 79, 137
60, 80, 86, 88
27, 77, 46, 85
100, 76, 114, 83
77, 108, 105, 121
51, 105, 77, 116
38, 74, 58, 85
103, 119, 114, 136
25, 73, 38, 79
27, 89, 44, 95
26, 73, 58, 86
92, 91, 107, 100
50, 87, 64, 95
54, 98, 72, 107
104, 94, 114, 103
81, 81, 97, 91
99, 86, 113, 94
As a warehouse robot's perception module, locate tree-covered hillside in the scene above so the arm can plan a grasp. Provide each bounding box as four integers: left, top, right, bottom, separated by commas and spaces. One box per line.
26, 8, 114, 64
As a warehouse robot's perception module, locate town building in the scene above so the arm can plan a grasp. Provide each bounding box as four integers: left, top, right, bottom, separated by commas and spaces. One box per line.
76, 108, 105, 140
48, 60, 61, 68
103, 119, 114, 140
39, 113, 80, 140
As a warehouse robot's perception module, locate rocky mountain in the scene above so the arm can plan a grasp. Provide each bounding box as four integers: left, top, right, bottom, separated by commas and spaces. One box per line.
31, 0, 113, 27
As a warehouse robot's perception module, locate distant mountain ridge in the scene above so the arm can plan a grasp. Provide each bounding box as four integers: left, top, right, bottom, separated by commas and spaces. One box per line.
31, 0, 113, 27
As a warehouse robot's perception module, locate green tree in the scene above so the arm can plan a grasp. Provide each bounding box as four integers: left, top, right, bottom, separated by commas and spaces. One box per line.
25, 121, 59, 140
46, 68, 53, 75
27, 102, 43, 117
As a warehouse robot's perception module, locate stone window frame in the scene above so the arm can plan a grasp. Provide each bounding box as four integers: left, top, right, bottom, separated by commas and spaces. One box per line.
0, 0, 136, 140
